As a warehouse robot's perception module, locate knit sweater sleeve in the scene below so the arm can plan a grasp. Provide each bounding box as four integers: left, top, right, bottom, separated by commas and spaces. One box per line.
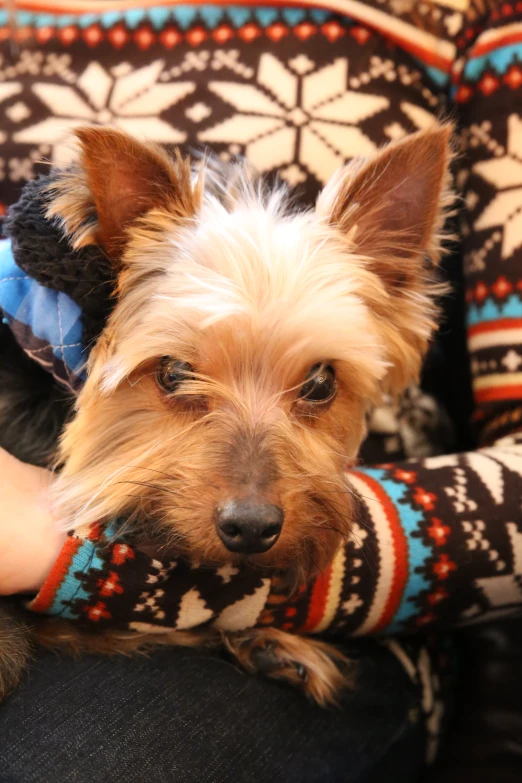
27, 434, 522, 636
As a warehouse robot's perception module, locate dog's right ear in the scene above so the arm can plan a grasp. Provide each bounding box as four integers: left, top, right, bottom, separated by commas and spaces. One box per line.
47, 127, 198, 262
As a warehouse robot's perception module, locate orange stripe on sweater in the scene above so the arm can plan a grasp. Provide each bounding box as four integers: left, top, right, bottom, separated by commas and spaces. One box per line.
471, 30, 522, 58
475, 384, 522, 404
468, 318, 522, 337
5, 0, 454, 71
29, 535, 81, 613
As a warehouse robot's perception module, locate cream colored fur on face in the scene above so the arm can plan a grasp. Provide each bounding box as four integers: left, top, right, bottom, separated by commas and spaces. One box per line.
47, 126, 453, 582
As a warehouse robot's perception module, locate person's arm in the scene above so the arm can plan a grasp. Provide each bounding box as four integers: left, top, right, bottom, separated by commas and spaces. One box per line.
0, 448, 66, 595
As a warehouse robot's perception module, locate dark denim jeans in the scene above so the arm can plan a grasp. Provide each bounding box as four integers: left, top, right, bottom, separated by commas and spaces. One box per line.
0, 641, 424, 783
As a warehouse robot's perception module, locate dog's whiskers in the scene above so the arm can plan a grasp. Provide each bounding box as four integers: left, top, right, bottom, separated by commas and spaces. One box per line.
123, 464, 221, 490
115, 480, 184, 498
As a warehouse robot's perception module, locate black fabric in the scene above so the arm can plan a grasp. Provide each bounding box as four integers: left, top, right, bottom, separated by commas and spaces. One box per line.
422, 240, 474, 453
0, 642, 424, 783
3, 175, 115, 349
0, 323, 71, 465
428, 616, 522, 783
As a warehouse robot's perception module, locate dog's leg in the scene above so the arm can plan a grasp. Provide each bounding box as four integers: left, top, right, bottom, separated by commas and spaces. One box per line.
223, 627, 352, 706
0, 607, 32, 702
32, 617, 218, 657
32, 619, 351, 706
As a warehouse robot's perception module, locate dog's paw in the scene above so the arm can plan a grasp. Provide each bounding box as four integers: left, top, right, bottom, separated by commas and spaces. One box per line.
223, 627, 352, 707
250, 642, 314, 684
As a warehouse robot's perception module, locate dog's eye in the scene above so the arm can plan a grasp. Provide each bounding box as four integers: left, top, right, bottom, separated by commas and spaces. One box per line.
157, 357, 194, 393
299, 364, 336, 403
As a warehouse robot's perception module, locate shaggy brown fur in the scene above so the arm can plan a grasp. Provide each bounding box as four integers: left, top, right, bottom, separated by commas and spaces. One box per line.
0, 605, 32, 702
1, 125, 454, 705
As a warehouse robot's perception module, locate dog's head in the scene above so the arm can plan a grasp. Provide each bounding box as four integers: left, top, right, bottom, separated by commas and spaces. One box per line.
50, 126, 452, 582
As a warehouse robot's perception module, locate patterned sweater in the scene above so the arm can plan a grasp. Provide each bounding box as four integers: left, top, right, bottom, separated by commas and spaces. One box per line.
0, 0, 522, 639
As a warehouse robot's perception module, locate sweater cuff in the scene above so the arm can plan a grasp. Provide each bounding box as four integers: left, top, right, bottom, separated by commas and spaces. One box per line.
26, 523, 283, 631
27, 525, 135, 622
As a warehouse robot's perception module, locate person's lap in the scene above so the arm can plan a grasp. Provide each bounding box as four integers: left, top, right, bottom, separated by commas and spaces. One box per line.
0, 640, 424, 783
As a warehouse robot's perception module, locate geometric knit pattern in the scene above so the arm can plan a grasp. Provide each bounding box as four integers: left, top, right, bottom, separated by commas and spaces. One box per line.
27, 442, 522, 637
0, 0, 482, 215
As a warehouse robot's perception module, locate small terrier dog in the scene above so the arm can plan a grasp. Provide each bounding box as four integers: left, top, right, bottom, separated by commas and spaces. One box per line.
1, 124, 453, 704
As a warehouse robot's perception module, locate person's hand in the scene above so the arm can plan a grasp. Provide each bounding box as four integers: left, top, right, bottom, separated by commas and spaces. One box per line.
0, 448, 66, 595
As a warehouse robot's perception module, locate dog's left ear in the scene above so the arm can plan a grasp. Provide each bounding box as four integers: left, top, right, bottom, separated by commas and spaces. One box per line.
317, 125, 454, 392
317, 125, 453, 273
48, 127, 197, 262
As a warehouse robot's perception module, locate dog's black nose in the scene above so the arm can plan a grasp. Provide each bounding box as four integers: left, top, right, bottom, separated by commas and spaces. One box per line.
215, 500, 283, 554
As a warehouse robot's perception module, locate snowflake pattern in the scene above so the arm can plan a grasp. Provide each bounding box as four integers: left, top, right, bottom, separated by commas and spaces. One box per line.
200, 53, 389, 184
13, 60, 196, 164
473, 114, 522, 259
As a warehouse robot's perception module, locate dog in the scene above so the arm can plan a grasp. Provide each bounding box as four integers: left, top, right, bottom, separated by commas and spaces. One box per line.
0, 124, 453, 705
